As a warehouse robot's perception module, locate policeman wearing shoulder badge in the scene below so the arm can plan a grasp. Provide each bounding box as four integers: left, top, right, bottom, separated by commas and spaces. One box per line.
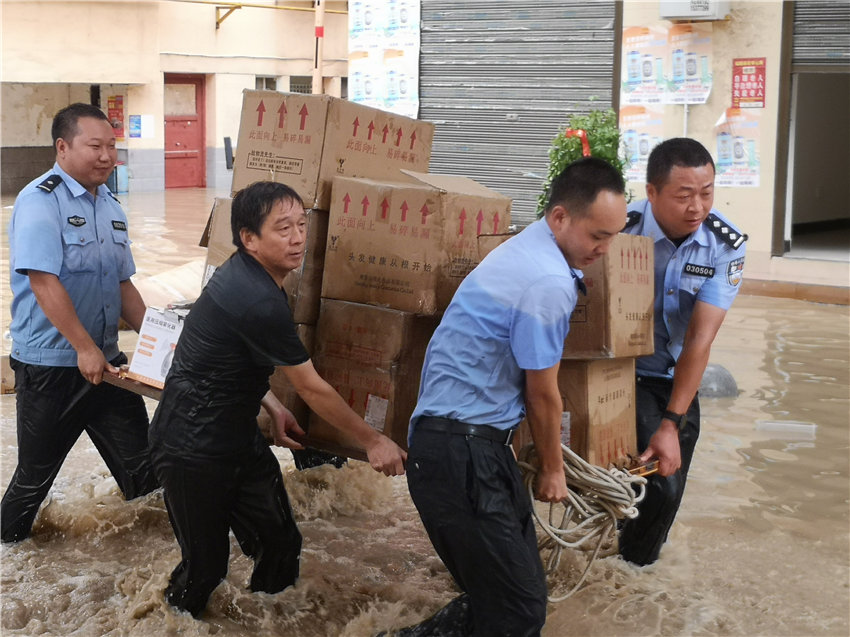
619, 138, 747, 566
2, 103, 157, 543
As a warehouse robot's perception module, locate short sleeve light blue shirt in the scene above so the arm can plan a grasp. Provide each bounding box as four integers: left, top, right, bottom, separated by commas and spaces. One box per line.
9, 163, 136, 366
623, 199, 746, 378
409, 219, 583, 440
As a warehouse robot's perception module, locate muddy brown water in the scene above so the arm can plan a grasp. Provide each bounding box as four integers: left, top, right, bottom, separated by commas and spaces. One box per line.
1, 190, 848, 636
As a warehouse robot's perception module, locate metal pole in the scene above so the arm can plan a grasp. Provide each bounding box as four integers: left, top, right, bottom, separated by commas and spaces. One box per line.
312, 0, 326, 94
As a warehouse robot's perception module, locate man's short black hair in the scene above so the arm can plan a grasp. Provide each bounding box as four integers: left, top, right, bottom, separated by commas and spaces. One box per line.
545, 156, 625, 217
646, 138, 715, 190
231, 181, 305, 250
52, 103, 109, 147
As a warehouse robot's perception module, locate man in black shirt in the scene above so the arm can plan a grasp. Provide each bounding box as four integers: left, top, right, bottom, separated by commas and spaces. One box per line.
149, 181, 407, 617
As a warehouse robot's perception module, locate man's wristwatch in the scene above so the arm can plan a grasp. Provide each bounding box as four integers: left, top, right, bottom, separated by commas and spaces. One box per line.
661, 409, 687, 430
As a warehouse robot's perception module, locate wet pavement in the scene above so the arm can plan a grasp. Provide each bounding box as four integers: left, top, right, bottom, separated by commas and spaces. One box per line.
0, 187, 848, 636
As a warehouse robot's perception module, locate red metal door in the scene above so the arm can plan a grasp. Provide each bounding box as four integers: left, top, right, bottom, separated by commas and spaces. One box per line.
164, 74, 205, 188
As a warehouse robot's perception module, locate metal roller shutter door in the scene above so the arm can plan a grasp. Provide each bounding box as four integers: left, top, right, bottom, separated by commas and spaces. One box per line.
792, 1, 850, 67
420, 1, 618, 226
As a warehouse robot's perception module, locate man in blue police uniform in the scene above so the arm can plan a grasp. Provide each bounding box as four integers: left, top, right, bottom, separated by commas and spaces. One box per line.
619, 137, 747, 566
397, 158, 628, 636
2, 103, 157, 543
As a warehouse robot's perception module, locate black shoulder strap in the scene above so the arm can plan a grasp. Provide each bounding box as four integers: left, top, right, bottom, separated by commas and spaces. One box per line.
623, 210, 641, 230
108, 191, 121, 203
704, 213, 748, 249
36, 174, 63, 193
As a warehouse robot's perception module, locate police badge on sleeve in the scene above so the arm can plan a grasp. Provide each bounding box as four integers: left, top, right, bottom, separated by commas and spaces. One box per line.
727, 257, 745, 286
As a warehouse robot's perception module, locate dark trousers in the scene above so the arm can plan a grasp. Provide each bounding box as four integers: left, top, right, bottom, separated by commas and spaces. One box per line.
1, 355, 157, 543
406, 426, 547, 637
618, 375, 700, 566
152, 437, 302, 617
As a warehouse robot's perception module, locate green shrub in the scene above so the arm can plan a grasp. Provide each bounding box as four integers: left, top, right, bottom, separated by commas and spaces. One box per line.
536, 109, 628, 217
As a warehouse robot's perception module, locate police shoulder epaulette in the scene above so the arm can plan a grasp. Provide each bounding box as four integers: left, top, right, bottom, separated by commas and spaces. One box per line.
108, 191, 121, 203
36, 174, 63, 193
704, 213, 748, 249
623, 210, 642, 230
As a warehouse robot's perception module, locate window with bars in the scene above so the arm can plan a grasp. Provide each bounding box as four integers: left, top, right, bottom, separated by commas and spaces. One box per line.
289, 76, 313, 94
255, 76, 277, 91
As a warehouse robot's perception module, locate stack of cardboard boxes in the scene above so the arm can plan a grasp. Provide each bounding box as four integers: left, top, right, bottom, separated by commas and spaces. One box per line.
196, 88, 655, 469
310, 170, 511, 458
201, 89, 511, 460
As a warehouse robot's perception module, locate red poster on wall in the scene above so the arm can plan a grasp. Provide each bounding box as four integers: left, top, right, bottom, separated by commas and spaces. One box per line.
108, 95, 125, 140
732, 58, 766, 108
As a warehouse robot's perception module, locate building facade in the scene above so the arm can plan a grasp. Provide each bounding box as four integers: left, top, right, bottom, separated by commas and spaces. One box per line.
1, 0, 349, 193
2, 0, 847, 293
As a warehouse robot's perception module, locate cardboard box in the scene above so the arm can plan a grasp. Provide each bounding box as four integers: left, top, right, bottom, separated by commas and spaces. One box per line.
198, 199, 217, 248
125, 307, 188, 389
231, 90, 435, 209
202, 198, 236, 283
322, 171, 512, 314
305, 299, 440, 459
256, 325, 315, 442
513, 358, 637, 469
202, 198, 329, 325
563, 233, 654, 359
477, 231, 516, 261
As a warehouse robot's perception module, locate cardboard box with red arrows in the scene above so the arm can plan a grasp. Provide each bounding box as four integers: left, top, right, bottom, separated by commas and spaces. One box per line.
563, 233, 655, 359
230, 90, 434, 210
512, 357, 637, 468
322, 170, 512, 315
304, 299, 440, 458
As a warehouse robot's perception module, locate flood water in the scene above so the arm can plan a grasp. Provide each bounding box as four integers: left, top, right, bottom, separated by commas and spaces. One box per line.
1, 189, 848, 636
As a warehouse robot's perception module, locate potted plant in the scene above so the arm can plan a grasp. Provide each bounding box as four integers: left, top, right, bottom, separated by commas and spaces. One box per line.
537, 109, 629, 217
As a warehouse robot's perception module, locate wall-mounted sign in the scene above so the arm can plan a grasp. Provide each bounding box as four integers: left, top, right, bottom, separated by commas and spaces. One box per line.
107, 95, 125, 141
349, 0, 421, 118
621, 21, 714, 106
714, 107, 762, 187
129, 114, 141, 138
732, 57, 766, 108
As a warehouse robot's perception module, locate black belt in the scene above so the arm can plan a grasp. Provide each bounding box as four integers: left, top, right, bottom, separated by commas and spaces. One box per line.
415, 417, 516, 446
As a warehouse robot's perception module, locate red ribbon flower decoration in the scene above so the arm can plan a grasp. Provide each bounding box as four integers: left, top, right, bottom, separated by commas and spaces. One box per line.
564, 128, 591, 157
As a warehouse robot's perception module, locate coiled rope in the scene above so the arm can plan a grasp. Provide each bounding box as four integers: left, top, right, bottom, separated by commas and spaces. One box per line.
516, 444, 648, 603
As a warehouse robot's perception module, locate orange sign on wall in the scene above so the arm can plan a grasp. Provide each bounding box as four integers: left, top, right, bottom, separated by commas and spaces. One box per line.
107, 95, 125, 140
